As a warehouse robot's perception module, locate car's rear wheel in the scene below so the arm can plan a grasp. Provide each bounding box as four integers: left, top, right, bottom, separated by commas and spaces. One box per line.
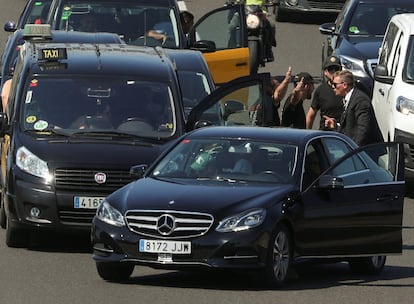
96, 262, 134, 281
263, 224, 291, 287
0, 190, 6, 229
348, 255, 386, 274
248, 40, 260, 74
5, 216, 28, 248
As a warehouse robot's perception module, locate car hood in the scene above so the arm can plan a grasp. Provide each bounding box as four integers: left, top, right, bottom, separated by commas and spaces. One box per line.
17, 132, 165, 169
339, 36, 382, 60
109, 177, 296, 215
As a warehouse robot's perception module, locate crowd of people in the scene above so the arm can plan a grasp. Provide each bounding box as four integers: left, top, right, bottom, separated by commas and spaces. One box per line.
266, 54, 383, 148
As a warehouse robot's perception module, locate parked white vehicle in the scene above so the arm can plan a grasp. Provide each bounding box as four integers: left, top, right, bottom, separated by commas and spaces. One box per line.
372, 13, 414, 185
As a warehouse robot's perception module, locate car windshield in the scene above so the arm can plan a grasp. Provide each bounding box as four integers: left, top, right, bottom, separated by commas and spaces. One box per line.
20, 76, 176, 139
24, 0, 52, 25
150, 138, 298, 184
404, 36, 414, 83
57, 1, 180, 47
347, 3, 414, 36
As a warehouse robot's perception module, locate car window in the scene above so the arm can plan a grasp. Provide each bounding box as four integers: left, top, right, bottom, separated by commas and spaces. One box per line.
193, 7, 243, 49
20, 76, 176, 138
324, 143, 399, 186
56, 2, 180, 48
23, 0, 52, 25
323, 137, 353, 164
151, 138, 298, 184
403, 37, 414, 82
176, 70, 212, 118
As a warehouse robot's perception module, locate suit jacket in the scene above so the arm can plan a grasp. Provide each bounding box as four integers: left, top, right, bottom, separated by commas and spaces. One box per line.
339, 88, 383, 146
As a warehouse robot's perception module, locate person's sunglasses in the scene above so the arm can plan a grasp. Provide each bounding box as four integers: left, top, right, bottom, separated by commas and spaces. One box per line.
331, 81, 345, 88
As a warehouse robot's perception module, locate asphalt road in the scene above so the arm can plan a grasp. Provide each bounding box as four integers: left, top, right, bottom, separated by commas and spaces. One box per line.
0, 1, 413, 303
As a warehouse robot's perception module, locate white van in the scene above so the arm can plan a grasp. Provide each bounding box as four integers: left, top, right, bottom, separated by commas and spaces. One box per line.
372, 13, 414, 185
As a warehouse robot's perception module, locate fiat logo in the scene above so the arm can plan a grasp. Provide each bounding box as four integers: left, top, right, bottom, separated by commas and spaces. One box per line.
94, 172, 107, 184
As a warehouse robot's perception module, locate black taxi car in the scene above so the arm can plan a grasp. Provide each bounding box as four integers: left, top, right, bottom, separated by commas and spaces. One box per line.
0, 25, 275, 247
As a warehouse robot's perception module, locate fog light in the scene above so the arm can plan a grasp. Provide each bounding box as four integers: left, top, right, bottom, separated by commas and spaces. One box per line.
30, 207, 41, 218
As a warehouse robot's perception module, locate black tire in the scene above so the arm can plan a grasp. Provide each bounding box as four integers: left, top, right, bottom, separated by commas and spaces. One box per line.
96, 262, 134, 281
5, 216, 28, 248
275, 7, 289, 22
348, 256, 386, 274
263, 224, 292, 287
248, 40, 260, 75
0, 191, 6, 229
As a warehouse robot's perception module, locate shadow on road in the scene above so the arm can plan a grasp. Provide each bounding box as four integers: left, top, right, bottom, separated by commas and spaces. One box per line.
116, 261, 414, 291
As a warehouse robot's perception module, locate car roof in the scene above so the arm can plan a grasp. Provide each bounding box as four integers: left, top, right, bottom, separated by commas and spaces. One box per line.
21, 43, 177, 80
184, 126, 357, 147
389, 13, 414, 33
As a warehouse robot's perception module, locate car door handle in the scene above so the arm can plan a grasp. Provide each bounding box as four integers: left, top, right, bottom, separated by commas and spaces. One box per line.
235, 62, 248, 67
379, 88, 385, 96
376, 193, 399, 202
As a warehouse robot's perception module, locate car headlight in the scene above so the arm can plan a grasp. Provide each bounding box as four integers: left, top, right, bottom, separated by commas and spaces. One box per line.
339, 55, 369, 78
16, 146, 52, 181
216, 208, 266, 232
396, 96, 414, 115
96, 201, 125, 227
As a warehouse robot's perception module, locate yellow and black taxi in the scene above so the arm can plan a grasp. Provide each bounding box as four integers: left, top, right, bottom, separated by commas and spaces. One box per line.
45, 0, 250, 84
0, 24, 276, 247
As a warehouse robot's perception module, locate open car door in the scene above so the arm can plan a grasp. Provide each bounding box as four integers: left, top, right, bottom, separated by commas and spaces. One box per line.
188, 4, 250, 85
300, 142, 405, 257
186, 72, 275, 131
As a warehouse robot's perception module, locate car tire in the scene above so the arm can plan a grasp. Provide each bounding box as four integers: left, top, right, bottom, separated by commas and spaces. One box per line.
263, 224, 292, 287
248, 40, 260, 74
275, 7, 289, 22
96, 262, 134, 281
348, 256, 386, 274
5, 216, 28, 248
0, 191, 6, 229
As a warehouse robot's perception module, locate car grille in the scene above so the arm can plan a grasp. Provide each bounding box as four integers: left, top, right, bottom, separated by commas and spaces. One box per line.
55, 168, 133, 192
55, 168, 133, 224
125, 210, 214, 239
308, 1, 345, 11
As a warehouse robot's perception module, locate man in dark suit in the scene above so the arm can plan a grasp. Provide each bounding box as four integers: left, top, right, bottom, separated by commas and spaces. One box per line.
323, 70, 383, 146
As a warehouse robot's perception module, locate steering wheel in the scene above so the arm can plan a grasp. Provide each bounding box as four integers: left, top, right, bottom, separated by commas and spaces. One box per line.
117, 117, 154, 131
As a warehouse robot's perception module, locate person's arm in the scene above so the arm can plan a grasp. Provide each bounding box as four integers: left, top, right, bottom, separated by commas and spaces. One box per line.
273, 66, 291, 106
289, 77, 305, 106
1, 79, 12, 112
306, 107, 316, 129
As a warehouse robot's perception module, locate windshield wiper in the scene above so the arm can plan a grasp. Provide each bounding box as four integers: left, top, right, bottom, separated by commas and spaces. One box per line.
196, 176, 247, 184
25, 128, 71, 137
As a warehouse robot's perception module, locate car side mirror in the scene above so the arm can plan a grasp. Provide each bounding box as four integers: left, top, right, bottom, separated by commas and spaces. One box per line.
4, 21, 16, 32
319, 23, 336, 35
374, 64, 394, 85
318, 175, 344, 190
191, 40, 216, 53
129, 164, 148, 179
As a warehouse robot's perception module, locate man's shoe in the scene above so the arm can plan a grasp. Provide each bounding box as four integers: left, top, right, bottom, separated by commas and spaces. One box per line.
266, 50, 274, 62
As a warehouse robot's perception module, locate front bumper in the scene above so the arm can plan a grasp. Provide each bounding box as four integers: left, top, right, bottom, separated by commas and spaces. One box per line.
278, 0, 345, 14
91, 217, 271, 270
6, 174, 98, 233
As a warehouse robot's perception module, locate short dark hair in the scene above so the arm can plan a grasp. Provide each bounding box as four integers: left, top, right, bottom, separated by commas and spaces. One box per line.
180, 11, 194, 22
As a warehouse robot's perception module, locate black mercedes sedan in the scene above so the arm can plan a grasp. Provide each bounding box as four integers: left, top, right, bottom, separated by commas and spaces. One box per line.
91, 126, 405, 287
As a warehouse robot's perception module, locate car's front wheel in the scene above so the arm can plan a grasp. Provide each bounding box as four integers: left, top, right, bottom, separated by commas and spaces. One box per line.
96, 262, 135, 281
5, 216, 28, 248
263, 224, 291, 287
348, 255, 386, 274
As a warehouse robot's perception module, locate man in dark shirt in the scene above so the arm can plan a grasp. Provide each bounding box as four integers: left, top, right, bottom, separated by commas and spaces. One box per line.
281, 72, 314, 129
306, 56, 344, 130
